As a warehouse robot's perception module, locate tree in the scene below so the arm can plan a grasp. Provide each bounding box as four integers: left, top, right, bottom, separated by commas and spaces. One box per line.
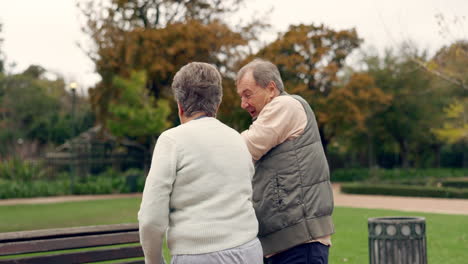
428, 41, 468, 90
402, 13, 467, 166
107, 70, 171, 145
254, 24, 362, 95
0, 66, 94, 158
79, 0, 261, 128
244, 23, 391, 154
327, 72, 392, 167
427, 41, 468, 146
0, 23, 4, 74
410, 13, 468, 91
432, 100, 468, 144
364, 49, 448, 168
80, 0, 246, 31
405, 17, 467, 159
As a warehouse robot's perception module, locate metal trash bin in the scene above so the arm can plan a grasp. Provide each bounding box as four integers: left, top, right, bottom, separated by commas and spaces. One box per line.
368, 217, 427, 264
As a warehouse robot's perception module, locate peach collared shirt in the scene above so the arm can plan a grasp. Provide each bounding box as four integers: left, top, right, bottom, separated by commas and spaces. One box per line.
241, 95, 331, 257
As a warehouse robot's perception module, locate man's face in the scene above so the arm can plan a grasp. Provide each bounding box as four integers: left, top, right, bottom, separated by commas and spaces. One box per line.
236, 71, 276, 118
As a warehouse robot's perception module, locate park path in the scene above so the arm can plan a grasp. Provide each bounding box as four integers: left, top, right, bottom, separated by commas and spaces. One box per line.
1, 184, 467, 215
331, 184, 468, 215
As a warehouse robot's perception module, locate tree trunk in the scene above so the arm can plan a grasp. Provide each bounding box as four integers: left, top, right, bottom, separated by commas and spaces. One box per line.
319, 126, 330, 157
463, 147, 468, 168
368, 132, 375, 168
399, 140, 410, 169
433, 144, 441, 168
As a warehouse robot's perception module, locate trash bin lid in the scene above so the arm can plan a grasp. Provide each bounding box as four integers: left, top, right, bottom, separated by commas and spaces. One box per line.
368, 216, 425, 224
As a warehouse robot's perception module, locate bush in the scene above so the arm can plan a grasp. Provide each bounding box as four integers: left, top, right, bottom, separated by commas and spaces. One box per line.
331, 168, 468, 182
331, 168, 369, 182
0, 168, 146, 199
0, 158, 46, 181
73, 177, 124, 195
440, 178, 468, 189
341, 183, 468, 199
0, 180, 69, 199
73, 168, 145, 195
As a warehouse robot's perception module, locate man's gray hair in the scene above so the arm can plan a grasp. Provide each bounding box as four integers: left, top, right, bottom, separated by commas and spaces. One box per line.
171, 62, 223, 117
236, 58, 284, 92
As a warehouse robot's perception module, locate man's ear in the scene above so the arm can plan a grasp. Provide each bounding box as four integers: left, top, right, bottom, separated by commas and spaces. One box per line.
267, 81, 278, 96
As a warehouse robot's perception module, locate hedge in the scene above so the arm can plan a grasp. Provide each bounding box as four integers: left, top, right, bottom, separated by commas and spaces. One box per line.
331, 168, 468, 182
0, 158, 46, 181
441, 178, 468, 189
0, 168, 146, 199
341, 183, 468, 199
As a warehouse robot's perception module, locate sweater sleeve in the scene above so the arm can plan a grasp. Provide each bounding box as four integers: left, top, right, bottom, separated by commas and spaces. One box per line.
138, 134, 177, 264
241, 96, 307, 161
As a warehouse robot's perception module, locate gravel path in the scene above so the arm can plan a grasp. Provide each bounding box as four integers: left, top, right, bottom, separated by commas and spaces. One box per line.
0, 193, 142, 206
332, 185, 468, 215
1, 185, 467, 215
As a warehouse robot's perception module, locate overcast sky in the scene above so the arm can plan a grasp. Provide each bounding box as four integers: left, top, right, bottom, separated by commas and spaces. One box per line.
0, 0, 466, 91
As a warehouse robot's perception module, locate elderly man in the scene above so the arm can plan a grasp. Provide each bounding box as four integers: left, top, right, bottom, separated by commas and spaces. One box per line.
138, 62, 262, 264
236, 59, 334, 264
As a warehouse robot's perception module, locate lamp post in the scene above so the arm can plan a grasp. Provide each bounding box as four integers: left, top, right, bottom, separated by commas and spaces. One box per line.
70, 82, 77, 138
69, 82, 77, 194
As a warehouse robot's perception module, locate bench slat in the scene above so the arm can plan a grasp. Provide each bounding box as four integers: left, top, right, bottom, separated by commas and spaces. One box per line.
0, 245, 144, 264
117, 260, 145, 264
0, 223, 138, 243
0, 231, 140, 256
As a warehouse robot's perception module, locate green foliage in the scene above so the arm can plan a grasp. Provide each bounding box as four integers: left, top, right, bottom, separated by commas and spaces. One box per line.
107, 71, 171, 141
73, 168, 146, 195
362, 49, 451, 167
0, 180, 69, 199
0, 158, 46, 181
422, 41, 468, 144
331, 168, 468, 182
441, 178, 468, 189
341, 183, 468, 198
0, 69, 60, 143
0, 168, 146, 199
432, 99, 468, 144
0, 66, 95, 158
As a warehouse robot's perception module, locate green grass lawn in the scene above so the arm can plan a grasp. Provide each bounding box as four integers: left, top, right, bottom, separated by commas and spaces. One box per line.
1, 198, 467, 264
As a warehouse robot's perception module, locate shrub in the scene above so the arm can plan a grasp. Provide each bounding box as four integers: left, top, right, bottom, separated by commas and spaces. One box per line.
72, 168, 145, 195
341, 183, 468, 199
0, 158, 46, 181
0, 180, 69, 199
73, 177, 122, 195
0, 168, 146, 199
331, 168, 468, 182
331, 168, 369, 182
440, 178, 468, 189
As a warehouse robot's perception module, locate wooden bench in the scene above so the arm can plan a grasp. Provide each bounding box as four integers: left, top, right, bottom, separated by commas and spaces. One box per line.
0, 223, 144, 264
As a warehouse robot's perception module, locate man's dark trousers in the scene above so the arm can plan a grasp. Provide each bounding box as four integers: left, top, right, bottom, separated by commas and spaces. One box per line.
264, 242, 329, 264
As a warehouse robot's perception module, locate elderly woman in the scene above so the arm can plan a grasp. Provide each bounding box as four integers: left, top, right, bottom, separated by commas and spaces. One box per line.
138, 62, 262, 264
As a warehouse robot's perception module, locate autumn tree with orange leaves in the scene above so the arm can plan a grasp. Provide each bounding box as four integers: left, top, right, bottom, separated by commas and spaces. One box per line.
79, 0, 262, 136
246, 24, 391, 153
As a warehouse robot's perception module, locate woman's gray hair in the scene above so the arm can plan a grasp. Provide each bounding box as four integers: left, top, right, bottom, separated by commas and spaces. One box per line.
171, 62, 223, 117
236, 58, 284, 92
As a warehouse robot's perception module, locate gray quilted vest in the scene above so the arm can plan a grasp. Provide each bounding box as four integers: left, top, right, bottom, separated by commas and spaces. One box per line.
252, 94, 334, 255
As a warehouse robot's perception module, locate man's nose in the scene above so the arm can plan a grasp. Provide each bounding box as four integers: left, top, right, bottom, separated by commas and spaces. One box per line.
241, 99, 249, 109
